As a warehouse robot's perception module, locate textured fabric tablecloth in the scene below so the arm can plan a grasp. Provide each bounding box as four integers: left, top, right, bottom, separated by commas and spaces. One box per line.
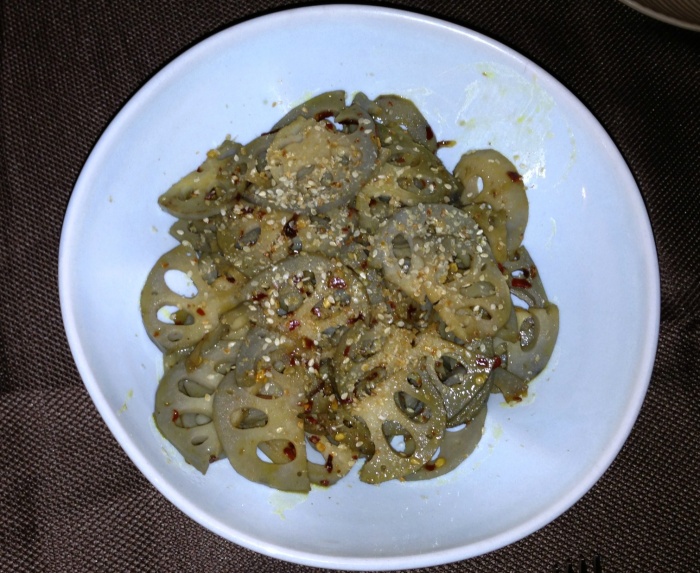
2, 1, 699, 571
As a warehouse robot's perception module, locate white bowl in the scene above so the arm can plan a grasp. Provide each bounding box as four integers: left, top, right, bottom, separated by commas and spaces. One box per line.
59, 5, 659, 570
619, 0, 700, 31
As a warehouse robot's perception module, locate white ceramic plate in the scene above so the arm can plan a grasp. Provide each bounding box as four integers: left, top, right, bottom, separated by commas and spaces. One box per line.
619, 0, 700, 31
59, 5, 659, 570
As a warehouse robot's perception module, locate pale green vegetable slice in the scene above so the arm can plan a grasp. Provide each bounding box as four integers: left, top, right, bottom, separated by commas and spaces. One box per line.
463, 204, 509, 264
355, 123, 458, 232
372, 204, 483, 303
158, 139, 248, 219
306, 435, 357, 486
405, 405, 487, 481
352, 368, 447, 484
169, 216, 221, 255
373, 204, 511, 341
369, 94, 439, 153
215, 199, 290, 278
505, 303, 560, 382
291, 206, 361, 258
332, 323, 413, 402
491, 367, 529, 403
213, 329, 312, 492
501, 246, 550, 308
140, 245, 244, 353
434, 256, 512, 342
242, 254, 369, 347
271, 90, 347, 131
154, 339, 240, 474
331, 323, 449, 483
454, 149, 528, 261
242, 110, 378, 214
449, 369, 494, 425
254, 436, 356, 485
412, 331, 492, 423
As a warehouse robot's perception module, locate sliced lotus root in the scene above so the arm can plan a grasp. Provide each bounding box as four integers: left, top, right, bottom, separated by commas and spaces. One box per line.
448, 368, 494, 426
504, 303, 559, 383
242, 102, 378, 214
369, 94, 439, 153
405, 406, 487, 481
154, 339, 240, 474
242, 254, 369, 348
158, 139, 248, 219
373, 204, 511, 340
411, 331, 492, 424
216, 200, 291, 278
500, 246, 550, 308
332, 323, 414, 402
292, 205, 361, 259
372, 203, 484, 303
491, 367, 529, 404
463, 204, 509, 264
306, 434, 357, 487
141, 245, 244, 353
213, 328, 313, 492
351, 368, 447, 484
270, 90, 347, 132
355, 122, 458, 232
169, 215, 222, 256
432, 254, 512, 341
454, 149, 528, 261
302, 381, 376, 467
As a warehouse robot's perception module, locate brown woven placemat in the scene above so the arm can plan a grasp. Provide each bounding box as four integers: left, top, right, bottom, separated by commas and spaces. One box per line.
2, 1, 699, 571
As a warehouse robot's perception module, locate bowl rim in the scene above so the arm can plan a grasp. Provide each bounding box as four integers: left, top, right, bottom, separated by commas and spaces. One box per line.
618, 0, 700, 31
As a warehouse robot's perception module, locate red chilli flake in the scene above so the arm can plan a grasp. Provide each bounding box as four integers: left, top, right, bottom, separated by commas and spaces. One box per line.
308, 435, 321, 445
196, 308, 206, 316
347, 311, 365, 325
507, 171, 523, 182
171, 409, 180, 422
324, 453, 334, 473
288, 319, 301, 331
314, 110, 335, 121
511, 278, 532, 289
283, 442, 297, 461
